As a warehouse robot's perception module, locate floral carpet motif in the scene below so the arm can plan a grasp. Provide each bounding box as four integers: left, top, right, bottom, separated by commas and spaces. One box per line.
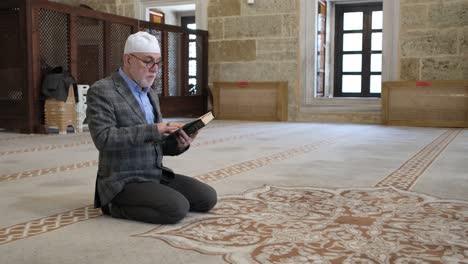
137, 185, 468, 263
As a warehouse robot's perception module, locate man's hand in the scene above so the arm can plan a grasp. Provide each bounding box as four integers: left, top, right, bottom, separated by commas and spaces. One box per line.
174, 130, 198, 149
157, 122, 183, 135
156, 122, 199, 148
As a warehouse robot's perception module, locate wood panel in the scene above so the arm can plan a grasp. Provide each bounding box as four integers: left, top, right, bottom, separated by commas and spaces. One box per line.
159, 96, 205, 118
0, 0, 30, 132
213, 82, 288, 121
382, 80, 468, 127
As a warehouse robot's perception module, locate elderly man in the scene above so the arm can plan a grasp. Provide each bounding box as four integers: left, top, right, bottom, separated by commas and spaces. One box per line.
86, 31, 217, 224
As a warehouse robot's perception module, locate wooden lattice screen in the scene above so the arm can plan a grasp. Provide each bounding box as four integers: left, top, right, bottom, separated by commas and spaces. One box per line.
0, 0, 208, 133
0, 2, 28, 131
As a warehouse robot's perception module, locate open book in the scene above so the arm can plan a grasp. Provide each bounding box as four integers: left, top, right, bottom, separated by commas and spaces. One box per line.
161, 111, 214, 142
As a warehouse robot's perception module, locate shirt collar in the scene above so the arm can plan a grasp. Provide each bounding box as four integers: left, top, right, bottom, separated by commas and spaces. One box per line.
118, 68, 150, 94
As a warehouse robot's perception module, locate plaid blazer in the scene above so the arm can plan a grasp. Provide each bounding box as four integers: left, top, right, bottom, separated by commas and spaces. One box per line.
86, 72, 185, 207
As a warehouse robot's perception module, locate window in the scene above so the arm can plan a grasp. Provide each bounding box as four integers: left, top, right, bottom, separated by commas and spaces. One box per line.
334, 3, 382, 97
181, 16, 197, 95
149, 10, 164, 24
148, 9, 168, 96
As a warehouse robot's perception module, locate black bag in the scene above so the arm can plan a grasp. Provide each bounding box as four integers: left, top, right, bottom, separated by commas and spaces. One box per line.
41, 66, 78, 102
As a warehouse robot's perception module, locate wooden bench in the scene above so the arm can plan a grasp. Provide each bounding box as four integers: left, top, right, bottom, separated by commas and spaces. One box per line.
213, 82, 288, 121
382, 80, 468, 127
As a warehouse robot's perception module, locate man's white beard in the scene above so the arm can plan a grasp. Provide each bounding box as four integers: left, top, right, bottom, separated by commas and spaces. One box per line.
136, 77, 155, 88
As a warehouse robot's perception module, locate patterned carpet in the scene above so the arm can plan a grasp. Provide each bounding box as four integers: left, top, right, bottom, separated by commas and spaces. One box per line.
138, 186, 467, 263
0, 122, 466, 263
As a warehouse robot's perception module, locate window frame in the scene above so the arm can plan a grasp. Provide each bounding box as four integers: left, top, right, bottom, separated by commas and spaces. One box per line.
148, 9, 169, 96
334, 3, 382, 98
181, 16, 197, 95
316, 0, 327, 98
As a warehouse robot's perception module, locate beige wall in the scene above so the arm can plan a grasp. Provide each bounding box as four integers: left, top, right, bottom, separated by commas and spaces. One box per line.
49, 0, 467, 123
399, 0, 468, 81
207, 0, 299, 117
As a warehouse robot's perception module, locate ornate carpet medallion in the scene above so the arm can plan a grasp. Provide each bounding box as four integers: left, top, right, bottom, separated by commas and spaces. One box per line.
137, 185, 468, 263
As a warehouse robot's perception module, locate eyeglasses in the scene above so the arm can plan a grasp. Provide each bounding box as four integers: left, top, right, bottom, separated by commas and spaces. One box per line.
130, 53, 161, 69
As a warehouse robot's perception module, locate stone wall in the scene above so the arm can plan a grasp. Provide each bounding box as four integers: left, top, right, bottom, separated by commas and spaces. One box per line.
48, 0, 136, 18
207, 0, 299, 117
399, 0, 467, 80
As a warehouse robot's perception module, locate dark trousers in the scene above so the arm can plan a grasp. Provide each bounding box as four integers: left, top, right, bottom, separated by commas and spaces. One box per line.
106, 174, 217, 224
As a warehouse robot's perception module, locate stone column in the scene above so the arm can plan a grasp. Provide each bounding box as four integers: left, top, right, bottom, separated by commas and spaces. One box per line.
207, 0, 299, 120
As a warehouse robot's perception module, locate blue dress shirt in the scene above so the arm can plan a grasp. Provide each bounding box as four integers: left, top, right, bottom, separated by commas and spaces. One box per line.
118, 68, 155, 124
